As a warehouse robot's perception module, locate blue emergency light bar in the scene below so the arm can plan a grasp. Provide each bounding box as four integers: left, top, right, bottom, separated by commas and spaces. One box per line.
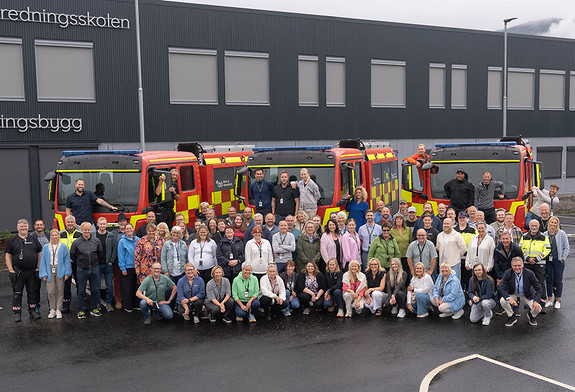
434, 142, 516, 148
252, 145, 333, 152
62, 150, 143, 157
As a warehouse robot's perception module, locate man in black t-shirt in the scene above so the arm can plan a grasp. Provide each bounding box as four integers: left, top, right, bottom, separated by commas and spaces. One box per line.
272, 170, 300, 225
5, 219, 42, 322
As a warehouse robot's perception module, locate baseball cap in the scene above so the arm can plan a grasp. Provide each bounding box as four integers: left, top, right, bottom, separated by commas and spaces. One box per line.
116, 213, 127, 222
456, 168, 466, 174
407, 206, 417, 213
399, 199, 408, 205
458, 211, 469, 218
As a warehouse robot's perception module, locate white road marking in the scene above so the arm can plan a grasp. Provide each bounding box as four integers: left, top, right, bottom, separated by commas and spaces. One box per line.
419, 353, 575, 392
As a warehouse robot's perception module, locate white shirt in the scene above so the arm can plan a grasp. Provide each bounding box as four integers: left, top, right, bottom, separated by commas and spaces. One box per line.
188, 240, 218, 271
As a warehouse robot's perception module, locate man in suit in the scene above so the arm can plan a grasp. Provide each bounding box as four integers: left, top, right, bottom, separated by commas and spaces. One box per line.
498, 256, 542, 327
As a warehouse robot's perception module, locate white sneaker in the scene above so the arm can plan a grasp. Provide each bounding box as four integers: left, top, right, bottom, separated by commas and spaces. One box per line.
545, 301, 553, 308
397, 309, 406, 318
56, 310, 62, 319
417, 312, 429, 318
439, 311, 453, 318
345, 311, 352, 318
337, 309, 344, 318
391, 305, 398, 315
452, 309, 465, 320
482, 317, 491, 326
48, 310, 56, 319
303, 308, 311, 315
554, 301, 561, 309
193, 316, 200, 324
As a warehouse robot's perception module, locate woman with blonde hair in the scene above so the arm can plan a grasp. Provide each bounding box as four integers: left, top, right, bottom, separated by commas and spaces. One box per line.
323, 258, 344, 316
433, 262, 465, 319
343, 186, 369, 228
259, 263, 288, 320
157, 222, 171, 242
188, 224, 218, 283
544, 216, 570, 309
364, 257, 386, 316
39, 229, 72, 319
342, 260, 367, 317
383, 258, 408, 318
297, 168, 321, 217
407, 262, 435, 318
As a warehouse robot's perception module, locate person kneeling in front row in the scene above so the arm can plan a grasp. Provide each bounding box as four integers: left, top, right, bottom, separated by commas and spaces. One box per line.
467, 263, 496, 326
205, 265, 234, 323
176, 263, 205, 324
232, 264, 260, 322
498, 256, 542, 327
433, 263, 465, 320
136, 262, 177, 325
259, 263, 288, 320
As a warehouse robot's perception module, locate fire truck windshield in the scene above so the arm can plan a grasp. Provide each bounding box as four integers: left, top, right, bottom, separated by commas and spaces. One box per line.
57, 171, 141, 212
429, 162, 521, 200
248, 166, 336, 206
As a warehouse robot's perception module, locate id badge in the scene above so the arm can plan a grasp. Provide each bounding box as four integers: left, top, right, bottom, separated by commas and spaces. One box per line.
258, 201, 263, 207
259, 259, 263, 266
279, 197, 284, 204
229, 253, 234, 260
51, 267, 56, 274
244, 291, 249, 297
199, 260, 203, 266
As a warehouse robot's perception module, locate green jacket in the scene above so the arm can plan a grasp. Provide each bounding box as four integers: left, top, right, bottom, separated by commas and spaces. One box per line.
368, 235, 401, 269
296, 234, 322, 272
232, 273, 260, 302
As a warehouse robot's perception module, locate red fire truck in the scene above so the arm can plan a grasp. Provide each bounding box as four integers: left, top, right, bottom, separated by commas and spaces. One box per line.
401, 136, 543, 228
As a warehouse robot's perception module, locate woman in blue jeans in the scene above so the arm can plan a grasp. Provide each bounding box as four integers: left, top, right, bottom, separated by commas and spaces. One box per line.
323, 258, 344, 317
545, 217, 570, 309
280, 260, 301, 315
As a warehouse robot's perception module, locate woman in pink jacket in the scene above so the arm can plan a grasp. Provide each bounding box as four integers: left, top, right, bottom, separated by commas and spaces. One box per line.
340, 219, 361, 272
321, 219, 341, 268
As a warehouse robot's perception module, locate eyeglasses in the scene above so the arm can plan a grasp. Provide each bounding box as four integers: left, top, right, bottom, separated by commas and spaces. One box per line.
382, 229, 390, 232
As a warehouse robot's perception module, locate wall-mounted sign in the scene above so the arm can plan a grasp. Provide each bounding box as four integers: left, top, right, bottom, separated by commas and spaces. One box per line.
0, 6, 129, 29
0, 114, 82, 133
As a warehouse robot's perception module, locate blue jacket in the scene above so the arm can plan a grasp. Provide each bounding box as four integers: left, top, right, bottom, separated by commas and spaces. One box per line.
161, 239, 188, 276
467, 276, 496, 302
176, 275, 206, 303
346, 200, 369, 228
433, 272, 465, 311
118, 235, 139, 272
39, 243, 72, 282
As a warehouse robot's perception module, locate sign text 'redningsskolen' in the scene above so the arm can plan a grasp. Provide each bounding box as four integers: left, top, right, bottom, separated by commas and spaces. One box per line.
0, 115, 82, 133
0, 7, 129, 29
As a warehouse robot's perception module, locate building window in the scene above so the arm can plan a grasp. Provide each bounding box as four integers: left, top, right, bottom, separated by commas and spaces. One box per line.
508, 68, 534, 110
298, 55, 318, 107
570, 72, 575, 111
539, 69, 565, 111
537, 147, 562, 179
35, 40, 95, 102
326, 57, 345, 107
487, 66, 502, 109
0, 37, 25, 101
371, 59, 406, 108
168, 48, 218, 105
224, 51, 269, 106
567, 147, 575, 177
451, 64, 467, 109
429, 63, 445, 109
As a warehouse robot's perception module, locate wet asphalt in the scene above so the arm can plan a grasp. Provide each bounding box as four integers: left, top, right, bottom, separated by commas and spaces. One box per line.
1, 216, 575, 392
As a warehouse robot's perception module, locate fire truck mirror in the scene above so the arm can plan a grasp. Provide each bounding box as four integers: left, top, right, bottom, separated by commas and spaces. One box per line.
421, 162, 433, 170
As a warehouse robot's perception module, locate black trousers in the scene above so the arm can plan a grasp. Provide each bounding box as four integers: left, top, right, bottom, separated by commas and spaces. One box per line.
524, 263, 547, 305
297, 292, 324, 309
205, 298, 234, 319
479, 207, 496, 224
260, 296, 288, 316
11, 269, 39, 313
121, 268, 138, 310
177, 299, 204, 316
63, 262, 78, 308
384, 289, 407, 310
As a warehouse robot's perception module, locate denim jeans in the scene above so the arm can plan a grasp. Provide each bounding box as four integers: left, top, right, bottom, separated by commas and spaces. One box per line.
413, 292, 434, 315
235, 299, 261, 318
288, 294, 300, 311
99, 264, 114, 305
276, 263, 287, 275
546, 259, 565, 298
323, 288, 344, 310
77, 267, 100, 312
140, 299, 174, 320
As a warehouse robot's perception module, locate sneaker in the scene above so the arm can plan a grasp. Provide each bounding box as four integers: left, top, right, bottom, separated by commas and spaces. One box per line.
545, 301, 553, 308
105, 304, 114, 312
61, 306, 70, 314
439, 312, 453, 318
494, 306, 506, 316
90, 309, 102, 317
482, 317, 491, 326
77, 311, 86, 319
115, 302, 122, 310
144, 318, 151, 325
48, 310, 56, 319
14, 313, 22, 322
391, 305, 398, 315
345, 311, 352, 318
235, 316, 243, 322
337, 309, 344, 318
56, 310, 62, 319
527, 312, 537, 326
417, 312, 429, 318
124, 308, 133, 313
223, 317, 232, 324
29, 310, 41, 320
452, 309, 464, 320
303, 308, 310, 315
183, 313, 190, 321
209, 314, 216, 323
283, 308, 292, 317
554, 301, 561, 309
397, 309, 406, 318
248, 314, 256, 323
193, 316, 200, 324
327, 306, 335, 313
505, 316, 517, 327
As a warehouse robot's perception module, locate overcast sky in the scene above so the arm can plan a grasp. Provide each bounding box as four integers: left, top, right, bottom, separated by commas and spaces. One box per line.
167, 0, 575, 36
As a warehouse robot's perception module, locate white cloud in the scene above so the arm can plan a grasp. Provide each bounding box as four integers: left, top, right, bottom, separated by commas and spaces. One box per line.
545, 18, 575, 39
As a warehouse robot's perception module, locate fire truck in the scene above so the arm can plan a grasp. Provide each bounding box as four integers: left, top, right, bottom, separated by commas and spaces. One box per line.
45, 143, 252, 231
234, 139, 399, 224
401, 136, 543, 228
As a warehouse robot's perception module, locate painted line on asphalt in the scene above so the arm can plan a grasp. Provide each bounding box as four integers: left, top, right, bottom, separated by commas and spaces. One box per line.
420, 353, 575, 392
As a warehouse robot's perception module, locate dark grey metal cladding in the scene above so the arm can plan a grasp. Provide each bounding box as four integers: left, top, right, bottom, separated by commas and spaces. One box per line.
248, 150, 336, 166
431, 146, 522, 161
57, 154, 142, 171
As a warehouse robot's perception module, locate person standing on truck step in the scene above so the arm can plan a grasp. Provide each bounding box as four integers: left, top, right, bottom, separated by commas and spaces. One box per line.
525, 184, 560, 228
66, 178, 118, 227
272, 170, 300, 225
474, 171, 505, 224
444, 168, 475, 215
406, 143, 430, 180
155, 169, 180, 226
249, 168, 274, 217
297, 168, 321, 217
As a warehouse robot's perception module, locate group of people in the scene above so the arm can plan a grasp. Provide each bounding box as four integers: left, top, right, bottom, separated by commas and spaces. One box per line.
5, 171, 569, 328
